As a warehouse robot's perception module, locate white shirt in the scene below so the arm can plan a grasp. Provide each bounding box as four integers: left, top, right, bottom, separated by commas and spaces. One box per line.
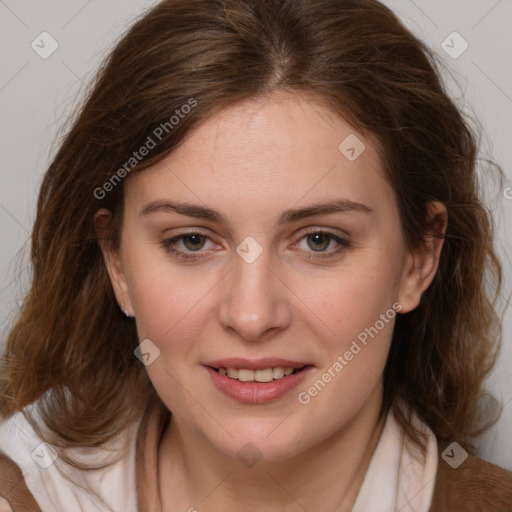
0, 402, 437, 512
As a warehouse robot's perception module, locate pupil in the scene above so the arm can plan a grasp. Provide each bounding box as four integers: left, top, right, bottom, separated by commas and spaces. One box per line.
308, 233, 329, 251
184, 234, 205, 250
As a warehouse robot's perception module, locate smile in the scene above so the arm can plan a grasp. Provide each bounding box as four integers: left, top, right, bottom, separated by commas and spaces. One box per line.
204, 360, 313, 404
215, 366, 299, 382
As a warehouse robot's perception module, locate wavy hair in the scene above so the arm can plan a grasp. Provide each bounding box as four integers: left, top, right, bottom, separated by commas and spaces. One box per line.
0, 0, 503, 464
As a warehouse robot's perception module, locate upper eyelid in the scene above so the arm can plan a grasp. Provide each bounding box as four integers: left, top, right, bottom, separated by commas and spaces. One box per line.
166, 231, 216, 247
293, 228, 350, 252
164, 225, 349, 239
291, 231, 349, 253
164, 228, 348, 252
295, 226, 350, 239
162, 229, 215, 244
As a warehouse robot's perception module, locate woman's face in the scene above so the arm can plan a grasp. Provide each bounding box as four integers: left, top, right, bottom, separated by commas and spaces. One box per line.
103, 91, 439, 462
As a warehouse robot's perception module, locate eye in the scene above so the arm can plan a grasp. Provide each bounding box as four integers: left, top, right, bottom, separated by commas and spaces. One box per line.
160, 231, 217, 261
304, 232, 334, 251
294, 230, 350, 259
179, 233, 208, 251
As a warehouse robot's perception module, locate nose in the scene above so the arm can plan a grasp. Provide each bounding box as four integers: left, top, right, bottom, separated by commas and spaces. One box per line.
217, 248, 292, 342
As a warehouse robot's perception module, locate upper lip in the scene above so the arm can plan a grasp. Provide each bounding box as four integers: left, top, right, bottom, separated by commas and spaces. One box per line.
203, 358, 312, 370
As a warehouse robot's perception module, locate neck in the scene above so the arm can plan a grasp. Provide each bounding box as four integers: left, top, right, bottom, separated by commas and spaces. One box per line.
158, 386, 387, 512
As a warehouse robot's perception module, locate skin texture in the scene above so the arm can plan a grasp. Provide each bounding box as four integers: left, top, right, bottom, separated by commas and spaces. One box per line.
99, 90, 447, 511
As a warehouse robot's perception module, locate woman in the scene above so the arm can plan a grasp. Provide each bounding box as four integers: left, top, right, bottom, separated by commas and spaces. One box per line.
1, 0, 511, 510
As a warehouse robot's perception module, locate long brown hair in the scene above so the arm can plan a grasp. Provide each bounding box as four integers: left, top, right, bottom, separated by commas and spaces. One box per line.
0, 0, 503, 463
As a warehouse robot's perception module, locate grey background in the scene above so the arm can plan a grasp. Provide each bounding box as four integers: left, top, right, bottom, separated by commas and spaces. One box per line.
0, 0, 511, 470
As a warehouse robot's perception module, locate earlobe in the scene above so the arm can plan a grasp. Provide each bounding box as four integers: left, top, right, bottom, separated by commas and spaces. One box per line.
94, 209, 133, 316
398, 201, 448, 314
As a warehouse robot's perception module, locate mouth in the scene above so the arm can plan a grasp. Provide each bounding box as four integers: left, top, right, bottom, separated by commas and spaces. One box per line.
209, 365, 307, 382
203, 359, 313, 403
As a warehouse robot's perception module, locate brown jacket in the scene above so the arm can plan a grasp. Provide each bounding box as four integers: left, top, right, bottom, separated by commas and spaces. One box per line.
1, 403, 512, 511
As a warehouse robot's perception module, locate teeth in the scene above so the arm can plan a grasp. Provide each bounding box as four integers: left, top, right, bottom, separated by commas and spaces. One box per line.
254, 368, 273, 382
238, 369, 254, 382
272, 367, 285, 379
217, 367, 297, 382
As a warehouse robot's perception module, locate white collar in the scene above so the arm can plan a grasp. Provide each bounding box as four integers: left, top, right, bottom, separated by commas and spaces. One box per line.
0, 408, 138, 512
0, 402, 437, 512
352, 406, 438, 512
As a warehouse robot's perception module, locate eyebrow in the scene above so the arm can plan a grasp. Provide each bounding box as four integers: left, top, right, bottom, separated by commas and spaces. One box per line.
277, 198, 373, 224
139, 198, 373, 225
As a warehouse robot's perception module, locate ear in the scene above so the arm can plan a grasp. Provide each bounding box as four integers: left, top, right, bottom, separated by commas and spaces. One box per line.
94, 208, 134, 316
398, 201, 448, 314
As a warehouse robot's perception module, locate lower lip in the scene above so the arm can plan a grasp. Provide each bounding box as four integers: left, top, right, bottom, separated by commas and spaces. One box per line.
204, 366, 313, 404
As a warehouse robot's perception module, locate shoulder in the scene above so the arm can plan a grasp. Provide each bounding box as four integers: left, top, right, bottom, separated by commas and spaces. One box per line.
0, 411, 41, 510
0, 451, 40, 511
430, 445, 512, 512
0, 407, 140, 512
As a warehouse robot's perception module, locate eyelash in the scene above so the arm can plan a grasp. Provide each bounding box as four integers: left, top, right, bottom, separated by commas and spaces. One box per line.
296, 230, 351, 260
160, 232, 216, 262
160, 230, 350, 262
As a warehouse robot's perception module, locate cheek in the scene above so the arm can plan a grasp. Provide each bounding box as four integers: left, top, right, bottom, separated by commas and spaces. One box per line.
126, 261, 217, 419
293, 266, 399, 440
129, 266, 214, 345
122, 234, 217, 337
296, 257, 401, 343
290, 252, 401, 409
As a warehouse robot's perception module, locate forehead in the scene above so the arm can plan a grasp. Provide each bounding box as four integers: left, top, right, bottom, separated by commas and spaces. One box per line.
125, 91, 394, 223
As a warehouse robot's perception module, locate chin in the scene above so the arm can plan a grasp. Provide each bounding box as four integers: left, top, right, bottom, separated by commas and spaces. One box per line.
211, 419, 309, 465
